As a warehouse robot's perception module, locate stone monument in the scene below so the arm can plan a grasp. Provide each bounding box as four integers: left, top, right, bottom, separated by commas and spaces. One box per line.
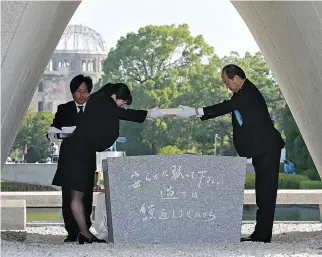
103, 155, 246, 244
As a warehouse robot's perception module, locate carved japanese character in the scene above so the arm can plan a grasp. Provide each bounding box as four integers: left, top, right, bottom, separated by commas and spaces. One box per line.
171, 165, 185, 180
159, 209, 169, 220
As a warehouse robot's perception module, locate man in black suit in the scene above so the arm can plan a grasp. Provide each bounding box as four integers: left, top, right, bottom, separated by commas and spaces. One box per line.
47, 74, 95, 242
177, 64, 285, 243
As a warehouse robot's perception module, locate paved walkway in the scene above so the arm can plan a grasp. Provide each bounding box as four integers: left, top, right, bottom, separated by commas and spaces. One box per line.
1, 223, 322, 256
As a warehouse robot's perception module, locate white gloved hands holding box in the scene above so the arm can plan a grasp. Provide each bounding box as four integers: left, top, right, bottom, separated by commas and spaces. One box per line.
46, 126, 76, 141
61, 126, 76, 134
176, 105, 197, 118
147, 107, 164, 119
47, 127, 62, 141
146, 106, 203, 119
47, 132, 57, 141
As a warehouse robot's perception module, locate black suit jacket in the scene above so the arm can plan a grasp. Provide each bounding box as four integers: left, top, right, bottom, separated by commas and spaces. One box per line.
201, 79, 285, 158
50, 101, 79, 129
73, 90, 148, 152
49, 100, 97, 173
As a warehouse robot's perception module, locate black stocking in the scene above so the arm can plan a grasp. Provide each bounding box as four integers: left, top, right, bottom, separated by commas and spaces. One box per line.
70, 189, 93, 238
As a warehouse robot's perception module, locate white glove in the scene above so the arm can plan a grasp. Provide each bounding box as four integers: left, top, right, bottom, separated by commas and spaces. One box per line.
176, 105, 197, 118
47, 126, 62, 134
149, 107, 164, 119
47, 133, 57, 141
62, 126, 76, 134
47, 127, 61, 141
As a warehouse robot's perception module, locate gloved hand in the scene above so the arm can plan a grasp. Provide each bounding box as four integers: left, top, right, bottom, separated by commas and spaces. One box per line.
47, 126, 61, 141
176, 105, 196, 118
62, 126, 76, 134
47, 133, 57, 141
148, 107, 164, 119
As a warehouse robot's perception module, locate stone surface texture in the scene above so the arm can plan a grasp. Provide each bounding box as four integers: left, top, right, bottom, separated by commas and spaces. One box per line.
103, 155, 246, 244
1, 200, 26, 230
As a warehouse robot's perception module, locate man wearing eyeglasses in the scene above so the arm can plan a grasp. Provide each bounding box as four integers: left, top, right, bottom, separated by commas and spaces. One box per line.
177, 64, 285, 243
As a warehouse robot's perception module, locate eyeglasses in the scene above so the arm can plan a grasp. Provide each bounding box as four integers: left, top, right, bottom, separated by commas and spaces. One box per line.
223, 76, 236, 86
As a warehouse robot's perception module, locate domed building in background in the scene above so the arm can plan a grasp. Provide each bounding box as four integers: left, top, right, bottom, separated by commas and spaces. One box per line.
29, 25, 108, 113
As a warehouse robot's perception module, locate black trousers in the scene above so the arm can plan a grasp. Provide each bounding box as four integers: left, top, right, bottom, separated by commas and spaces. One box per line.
62, 185, 93, 235
252, 144, 281, 240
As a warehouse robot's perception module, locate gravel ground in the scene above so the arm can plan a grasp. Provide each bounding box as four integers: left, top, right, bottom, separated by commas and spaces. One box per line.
1, 223, 322, 257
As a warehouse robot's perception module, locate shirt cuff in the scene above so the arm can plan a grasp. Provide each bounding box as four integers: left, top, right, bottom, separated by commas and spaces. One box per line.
196, 108, 204, 117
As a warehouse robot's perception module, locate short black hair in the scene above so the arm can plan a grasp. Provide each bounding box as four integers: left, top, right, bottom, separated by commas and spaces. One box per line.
222, 64, 246, 80
70, 74, 93, 93
101, 83, 132, 105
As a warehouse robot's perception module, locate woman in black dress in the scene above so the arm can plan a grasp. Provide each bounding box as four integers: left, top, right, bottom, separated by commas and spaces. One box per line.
52, 83, 163, 244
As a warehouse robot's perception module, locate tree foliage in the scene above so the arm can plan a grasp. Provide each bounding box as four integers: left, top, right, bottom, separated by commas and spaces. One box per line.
12, 110, 54, 162
100, 24, 287, 157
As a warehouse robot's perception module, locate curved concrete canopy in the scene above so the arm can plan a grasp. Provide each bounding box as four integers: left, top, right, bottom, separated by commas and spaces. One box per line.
1, 1, 81, 166
1, 1, 321, 177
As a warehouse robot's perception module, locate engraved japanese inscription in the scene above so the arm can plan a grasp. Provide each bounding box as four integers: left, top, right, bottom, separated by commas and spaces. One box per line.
103, 155, 246, 244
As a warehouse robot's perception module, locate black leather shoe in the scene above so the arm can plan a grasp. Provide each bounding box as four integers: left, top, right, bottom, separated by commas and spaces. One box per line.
77, 233, 107, 245
64, 234, 78, 242
241, 235, 271, 243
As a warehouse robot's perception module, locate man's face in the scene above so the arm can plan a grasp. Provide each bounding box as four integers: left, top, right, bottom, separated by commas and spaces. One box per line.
72, 82, 90, 104
221, 72, 241, 93
111, 94, 127, 107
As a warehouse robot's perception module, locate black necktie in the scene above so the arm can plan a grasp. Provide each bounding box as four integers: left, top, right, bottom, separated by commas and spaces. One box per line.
78, 105, 84, 115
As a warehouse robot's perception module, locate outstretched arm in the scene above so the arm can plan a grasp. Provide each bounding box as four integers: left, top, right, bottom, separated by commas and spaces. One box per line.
201, 98, 240, 120
176, 95, 244, 120
117, 107, 164, 122
117, 107, 148, 123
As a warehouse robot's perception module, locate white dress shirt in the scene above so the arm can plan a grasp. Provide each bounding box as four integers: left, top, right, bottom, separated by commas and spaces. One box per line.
75, 100, 87, 113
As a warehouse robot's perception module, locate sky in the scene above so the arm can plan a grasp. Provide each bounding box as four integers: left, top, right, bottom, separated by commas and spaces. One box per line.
68, 0, 260, 57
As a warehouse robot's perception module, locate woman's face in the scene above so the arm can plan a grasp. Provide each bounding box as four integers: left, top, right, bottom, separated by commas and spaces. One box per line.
111, 94, 127, 108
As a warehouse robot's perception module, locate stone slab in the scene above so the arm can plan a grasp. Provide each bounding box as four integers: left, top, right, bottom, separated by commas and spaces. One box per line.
1, 200, 26, 230
244, 189, 322, 204
103, 155, 246, 244
0, 192, 100, 207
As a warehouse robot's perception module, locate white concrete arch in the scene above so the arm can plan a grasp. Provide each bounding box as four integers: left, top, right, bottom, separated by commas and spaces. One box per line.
1, 1, 81, 165
1, 1, 321, 177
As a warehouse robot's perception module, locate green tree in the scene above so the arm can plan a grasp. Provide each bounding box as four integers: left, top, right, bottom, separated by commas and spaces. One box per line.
100, 24, 289, 157
101, 24, 215, 154
12, 110, 54, 162
172, 56, 235, 155
159, 145, 183, 155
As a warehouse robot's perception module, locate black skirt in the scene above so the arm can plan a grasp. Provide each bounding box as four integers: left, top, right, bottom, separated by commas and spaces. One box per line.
52, 137, 96, 192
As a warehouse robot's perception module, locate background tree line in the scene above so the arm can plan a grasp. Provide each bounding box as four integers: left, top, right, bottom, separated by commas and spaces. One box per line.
10, 110, 54, 163
10, 24, 318, 180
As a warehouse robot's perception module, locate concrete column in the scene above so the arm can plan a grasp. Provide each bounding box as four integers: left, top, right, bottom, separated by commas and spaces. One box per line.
93, 58, 97, 72
232, 1, 322, 176
1, 1, 81, 167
